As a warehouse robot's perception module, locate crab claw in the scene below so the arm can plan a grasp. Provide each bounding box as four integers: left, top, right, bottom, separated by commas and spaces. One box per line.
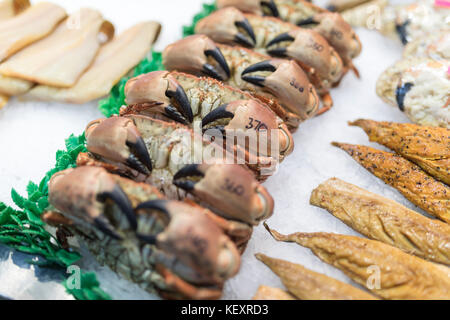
163, 35, 230, 81
201, 99, 293, 157
136, 199, 240, 285
266, 29, 344, 86
85, 117, 152, 175
125, 71, 194, 123
173, 163, 274, 225
241, 59, 319, 120
195, 7, 256, 48
217, 0, 279, 17
301, 12, 362, 68
48, 167, 137, 239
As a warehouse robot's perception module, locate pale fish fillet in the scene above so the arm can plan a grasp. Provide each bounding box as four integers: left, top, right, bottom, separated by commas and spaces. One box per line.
252, 285, 296, 300
0, 73, 32, 95
0, 0, 30, 20
24, 21, 161, 104
0, 8, 115, 87
0, 92, 8, 108
0, 2, 66, 62
265, 224, 450, 300
256, 253, 378, 300
310, 178, 450, 265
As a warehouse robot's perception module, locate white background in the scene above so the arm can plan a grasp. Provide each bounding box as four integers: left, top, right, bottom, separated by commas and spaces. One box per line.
0, 0, 419, 299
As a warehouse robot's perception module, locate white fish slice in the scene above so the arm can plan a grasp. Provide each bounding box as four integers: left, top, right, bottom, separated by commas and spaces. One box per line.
0, 2, 66, 62
0, 8, 115, 87
24, 21, 161, 104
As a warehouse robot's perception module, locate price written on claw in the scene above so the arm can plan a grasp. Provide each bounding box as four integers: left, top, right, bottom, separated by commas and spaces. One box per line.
246, 117, 268, 131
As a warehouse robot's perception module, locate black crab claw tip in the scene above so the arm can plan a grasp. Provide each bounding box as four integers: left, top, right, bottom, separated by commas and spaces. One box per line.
235, 18, 256, 46
242, 60, 277, 75
203, 63, 225, 81
395, 20, 410, 45
205, 48, 231, 78
166, 85, 194, 123
164, 105, 188, 124
173, 180, 197, 192
395, 82, 413, 112
94, 218, 122, 240
201, 104, 234, 127
241, 75, 266, 87
261, 0, 279, 17
173, 164, 204, 180
297, 17, 317, 26
235, 33, 255, 48
326, 5, 337, 12
266, 32, 294, 48
136, 199, 170, 217
126, 137, 152, 174
136, 233, 157, 245
97, 185, 138, 231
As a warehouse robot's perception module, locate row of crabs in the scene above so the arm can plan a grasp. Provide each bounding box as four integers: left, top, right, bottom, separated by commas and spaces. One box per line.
43, 0, 362, 299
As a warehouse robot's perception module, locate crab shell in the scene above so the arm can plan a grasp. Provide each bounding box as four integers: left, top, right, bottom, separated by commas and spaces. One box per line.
217, 0, 362, 66
122, 70, 294, 160
84, 116, 275, 225
162, 34, 319, 125
376, 57, 450, 128
47, 166, 241, 298
195, 7, 344, 90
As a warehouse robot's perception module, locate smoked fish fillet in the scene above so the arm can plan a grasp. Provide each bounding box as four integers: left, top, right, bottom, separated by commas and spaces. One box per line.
349, 119, 449, 185
264, 224, 450, 300
332, 142, 450, 223
310, 177, 450, 265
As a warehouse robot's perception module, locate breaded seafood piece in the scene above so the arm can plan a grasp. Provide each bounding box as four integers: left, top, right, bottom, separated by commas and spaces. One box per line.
349, 119, 450, 185
310, 178, 450, 265
265, 224, 450, 300
403, 31, 450, 60
256, 253, 378, 300
332, 142, 450, 223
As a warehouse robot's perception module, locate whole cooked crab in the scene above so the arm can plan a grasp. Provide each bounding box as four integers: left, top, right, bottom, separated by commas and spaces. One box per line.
195, 7, 345, 94
80, 115, 275, 226
216, 0, 362, 75
43, 166, 241, 299
121, 70, 294, 162
376, 57, 449, 128
162, 34, 320, 129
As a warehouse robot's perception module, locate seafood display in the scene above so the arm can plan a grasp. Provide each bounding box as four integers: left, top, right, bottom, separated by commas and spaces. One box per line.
265, 224, 450, 300
310, 178, 450, 265
333, 142, 450, 222
45, 166, 241, 299
376, 58, 449, 128
350, 119, 450, 185
162, 34, 319, 129
403, 30, 450, 60
255, 253, 378, 300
